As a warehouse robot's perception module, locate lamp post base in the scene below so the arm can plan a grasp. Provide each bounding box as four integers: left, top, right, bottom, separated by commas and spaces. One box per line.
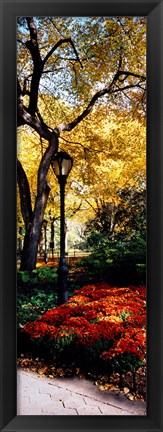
57, 257, 68, 305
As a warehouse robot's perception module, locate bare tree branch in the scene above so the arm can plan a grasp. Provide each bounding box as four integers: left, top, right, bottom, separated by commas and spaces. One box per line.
48, 18, 64, 37
18, 102, 56, 140
25, 17, 44, 115
55, 70, 146, 133
26, 17, 42, 64
43, 37, 83, 69
118, 70, 146, 81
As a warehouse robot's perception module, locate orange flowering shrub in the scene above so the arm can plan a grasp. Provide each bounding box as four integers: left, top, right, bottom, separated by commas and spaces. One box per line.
20, 283, 146, 374
23, 321, 55, 339
101, 328, 146, 361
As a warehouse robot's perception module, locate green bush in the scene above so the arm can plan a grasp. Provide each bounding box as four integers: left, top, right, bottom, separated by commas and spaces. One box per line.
76, 233, 146, 286
17, 266, 58, 288
110, 352, 143, 373
17, 286, 58, 328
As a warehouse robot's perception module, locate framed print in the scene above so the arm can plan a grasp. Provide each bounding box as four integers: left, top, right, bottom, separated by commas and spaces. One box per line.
0, 0, 162, 431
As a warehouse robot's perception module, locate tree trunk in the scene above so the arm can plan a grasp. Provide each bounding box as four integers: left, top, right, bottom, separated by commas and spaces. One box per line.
20, 224, 40, 271
17, 131, 58, 271
20, 182, 51, 270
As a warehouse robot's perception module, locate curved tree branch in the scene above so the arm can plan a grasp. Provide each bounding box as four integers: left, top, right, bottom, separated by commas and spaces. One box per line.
43, 37, 83, 69
19, 17, 83, 124
118, 70, 146, 81
17, 90, 59, 140
55, 70, 146, 133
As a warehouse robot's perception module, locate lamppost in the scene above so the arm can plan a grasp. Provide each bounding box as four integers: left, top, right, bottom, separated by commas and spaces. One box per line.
51, 151, 73, 305
42, 219, 48, 264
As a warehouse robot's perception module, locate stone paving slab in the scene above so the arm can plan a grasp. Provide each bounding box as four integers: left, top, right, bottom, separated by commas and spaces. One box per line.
17, 368, 146, 416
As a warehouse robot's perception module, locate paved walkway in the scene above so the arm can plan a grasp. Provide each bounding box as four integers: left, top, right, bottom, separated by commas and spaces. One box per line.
17, 368, 146, 416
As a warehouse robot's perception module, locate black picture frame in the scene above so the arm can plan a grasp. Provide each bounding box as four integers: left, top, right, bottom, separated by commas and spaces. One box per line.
0, 0, 162, 431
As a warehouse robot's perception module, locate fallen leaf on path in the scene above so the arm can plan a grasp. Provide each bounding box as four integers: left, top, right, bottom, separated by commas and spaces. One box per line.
99, 384, 119, 392
123, 387, 130, 394
127, 393, 134, 400
38, 366, 48, 375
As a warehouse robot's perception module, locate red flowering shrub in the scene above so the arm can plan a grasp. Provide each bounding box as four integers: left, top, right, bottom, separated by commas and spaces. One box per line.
101, 328, 146, 361
39, 304, 72, 326
22, 321, 57, 339
20, 283, 146, 375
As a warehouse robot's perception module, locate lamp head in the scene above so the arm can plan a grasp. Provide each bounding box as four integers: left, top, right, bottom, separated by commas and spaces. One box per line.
51, 151, 73, 179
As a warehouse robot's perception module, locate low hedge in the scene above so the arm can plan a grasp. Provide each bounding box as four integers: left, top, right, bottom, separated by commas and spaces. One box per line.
18, 283, 146, 378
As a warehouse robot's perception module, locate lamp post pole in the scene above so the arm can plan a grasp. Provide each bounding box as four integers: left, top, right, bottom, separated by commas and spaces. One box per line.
50, 219, 54, 259
58, 176, 68, 305
49, 211, 55, 259
51, 151, 73, 305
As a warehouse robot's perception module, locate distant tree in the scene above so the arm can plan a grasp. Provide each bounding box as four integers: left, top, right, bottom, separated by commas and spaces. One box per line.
84, 187, 146, 241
